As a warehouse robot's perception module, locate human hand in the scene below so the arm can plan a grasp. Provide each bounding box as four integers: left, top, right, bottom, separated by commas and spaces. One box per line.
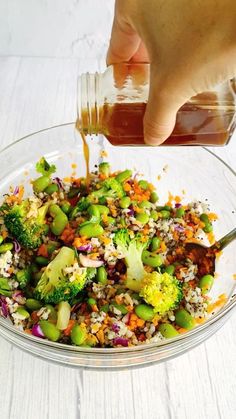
107, 0, 236, 145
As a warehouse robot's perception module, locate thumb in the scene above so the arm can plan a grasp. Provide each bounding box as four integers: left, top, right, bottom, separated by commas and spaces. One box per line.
144, 70, 186, 146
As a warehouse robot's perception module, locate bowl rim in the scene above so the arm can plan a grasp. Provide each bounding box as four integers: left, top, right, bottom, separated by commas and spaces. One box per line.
0, 122, 236, 354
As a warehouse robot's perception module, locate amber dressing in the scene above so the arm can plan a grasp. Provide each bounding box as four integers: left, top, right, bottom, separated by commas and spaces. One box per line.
76, 119, 90, 188
98, 102, 236, 146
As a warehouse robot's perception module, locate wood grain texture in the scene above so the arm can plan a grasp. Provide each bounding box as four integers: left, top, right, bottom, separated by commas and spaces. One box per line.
0, 57, 235, 419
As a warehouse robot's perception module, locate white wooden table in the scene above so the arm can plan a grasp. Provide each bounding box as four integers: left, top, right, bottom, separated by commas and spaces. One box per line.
0, 57, 236, 419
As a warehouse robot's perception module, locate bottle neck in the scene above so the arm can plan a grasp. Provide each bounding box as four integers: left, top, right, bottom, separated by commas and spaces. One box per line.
77, 72, 101, 135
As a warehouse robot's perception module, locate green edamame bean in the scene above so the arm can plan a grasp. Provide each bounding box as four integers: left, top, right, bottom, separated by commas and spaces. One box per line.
160, 210, 171, 219
150, 237, 161, 252
88, 204, 109, 218
60, 201, 71, 214
87, 205, 101, 223
16, 307, 30, 319
44, 183, 59, 195
164, 265, 175, 275
175, 309, 195, 330
104, 216, 116, 225
71, 324, 87, 346
47, 241, 59, 255
115, 170, 132, 183
39, 320, 61, 341
35, 256, 49, 266
79, 223, 104, 238
150, 192, 159, 204
96, 266, 108, 285
112, 303, 128, 315
99, 162, 110, 176
135, 304, 155, 321
199, 274, 214, 294
0, 236, 4, 245
45, 305, 58, 322
175, 207, 185, 218
100, 304, 109, 313
50, 212, 68, 236
87, 297, 96, 306
200, 213, 210, 223
136, 213, 149, 225
68, 187, 80, 198
33, 176, 51, 193
26, 298, 42, 311
138, 200, 152, 209
158, 323, 179, 338
200, 213, 213, 233
0, 277, 12, 296
150, 210, 159, 221
203, 222, 213, 233
0, 243, 13, 253
119, 196, 131, 209
138, 180, 149, 190
49, 204, 61, 217
142, 250, 163, 268
157, 205, 172, 211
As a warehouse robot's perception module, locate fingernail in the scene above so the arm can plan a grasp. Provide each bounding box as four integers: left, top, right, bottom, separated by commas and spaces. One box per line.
144, 135, 164, 146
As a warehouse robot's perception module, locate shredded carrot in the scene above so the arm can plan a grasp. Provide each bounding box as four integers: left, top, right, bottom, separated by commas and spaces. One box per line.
123, 182, 132, 192
96, 329, 105, 344
185, 229, 194, 239
195, 317, 205, 324
208, 212, 218, 221
37, 244, 49, 258
174, 195, 181, 203
178, 328, 187, 334
160, 241, 167, 252
61, 225, 76, 244
215, 250, 222, 260
64, 320, 76, 336
207, 293, 227, 313
207, 232, 215, 245
1, 230, 8, 239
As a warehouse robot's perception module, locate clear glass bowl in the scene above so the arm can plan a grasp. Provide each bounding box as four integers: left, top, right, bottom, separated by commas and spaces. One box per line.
0, 123, 235, 369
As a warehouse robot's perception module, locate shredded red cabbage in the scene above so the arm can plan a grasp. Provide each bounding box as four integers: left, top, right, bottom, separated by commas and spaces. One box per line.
32, 324, 45, 338
12, 291, 25, 304
77, 244, 93, 252
112, 323, 120, 333
174, 225, 185, 232
113, 337, 129, 347
13, 186, 19, 195
175, 203, 182, 208
0, 297, 8, 318
53, 177, 64, 190
13, 239, 21, 253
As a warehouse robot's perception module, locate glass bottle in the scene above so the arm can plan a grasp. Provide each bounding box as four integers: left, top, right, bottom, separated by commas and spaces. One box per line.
77, 63, 236, 146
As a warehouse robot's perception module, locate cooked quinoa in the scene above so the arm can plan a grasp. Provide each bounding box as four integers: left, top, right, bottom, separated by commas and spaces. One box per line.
0, 157, 222, 347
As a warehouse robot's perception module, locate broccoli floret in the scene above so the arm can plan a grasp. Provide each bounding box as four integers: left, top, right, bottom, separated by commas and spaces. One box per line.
34, 247, 93, 304
70, 197, 91, 219
89, 178, 125, 203
140, 272, 183, 315
36, 157, 56, 176
114, 229, 148, 291
4, 200, 49, 249
99, 162, 110, 177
